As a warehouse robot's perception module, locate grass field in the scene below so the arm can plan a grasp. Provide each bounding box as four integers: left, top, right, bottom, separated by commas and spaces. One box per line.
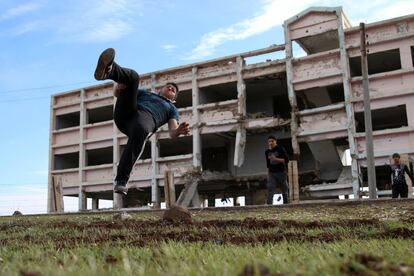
1, 199, 414, 275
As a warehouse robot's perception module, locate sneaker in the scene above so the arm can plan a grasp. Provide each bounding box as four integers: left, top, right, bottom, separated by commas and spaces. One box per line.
94, 48, 115, 80
114, 180, 128, 196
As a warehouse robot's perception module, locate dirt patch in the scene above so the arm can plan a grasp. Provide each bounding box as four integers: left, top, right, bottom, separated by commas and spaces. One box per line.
0, 218, 392, 232
105, 255, 118, 265
2, 226, 412, 248
381, 227, 414, 239
240, 264, 285, 276
0, 221, 34, 232
341, 253, 414, 275
199, 218, 381, 230
1, 216, 412, 248
20, 270, 41, 276
162, 205, 192, 223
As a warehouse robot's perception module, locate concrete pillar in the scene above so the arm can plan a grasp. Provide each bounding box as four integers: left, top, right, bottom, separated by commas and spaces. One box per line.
308, 140, 343, 181
78, 89, 86, 212
234, 197, 241, 206
251, 190, 267, 205
190, 190, 201, 207
400, 44, 413, 69
150, 74, 161, 209
207, 194, 215, 207
92, 198, 99, 210
245, 192, 253, 206
113, 193, 123, 210
78, 187, 87, 211
336, 8, 360, 198
150, 135, 160, 209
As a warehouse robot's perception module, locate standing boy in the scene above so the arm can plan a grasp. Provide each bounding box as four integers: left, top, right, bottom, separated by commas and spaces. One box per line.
388, 153, 414, 198
265, 136, 289, 204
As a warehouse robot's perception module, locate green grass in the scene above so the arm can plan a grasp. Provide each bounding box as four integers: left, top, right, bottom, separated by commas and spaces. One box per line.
1, 240, 413, 275
1, 199, 414, 275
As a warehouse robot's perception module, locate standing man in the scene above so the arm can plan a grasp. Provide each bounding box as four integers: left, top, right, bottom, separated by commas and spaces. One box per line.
388, 153, 414, 198
265, 136, 289, 204
94, 48, 190, 195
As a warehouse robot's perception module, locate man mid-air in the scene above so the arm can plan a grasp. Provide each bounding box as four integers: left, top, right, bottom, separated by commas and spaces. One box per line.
94, 48, 190, 195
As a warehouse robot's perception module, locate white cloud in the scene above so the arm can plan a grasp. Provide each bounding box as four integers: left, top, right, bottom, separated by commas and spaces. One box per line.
73, 19, 133, 43
56, 0, 139, 43
341, 0, 414, 25
0, 2, 41, 21
184, 0, 414, 61
32, 169, 48, 176
11, 20, 42, 36
0, 187, 47, 215
2, 0, 141, 42
162, 44, 177, 51
183, 0, 315, 60
0, 185, 113, 215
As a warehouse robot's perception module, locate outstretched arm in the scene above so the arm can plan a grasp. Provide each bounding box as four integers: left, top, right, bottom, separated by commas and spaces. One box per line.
404, 165, 414, 184
168, 119, 190, 138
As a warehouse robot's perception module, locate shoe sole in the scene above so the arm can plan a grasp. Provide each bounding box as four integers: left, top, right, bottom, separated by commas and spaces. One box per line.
114, 189, 127, 196
94, 48, 115, 80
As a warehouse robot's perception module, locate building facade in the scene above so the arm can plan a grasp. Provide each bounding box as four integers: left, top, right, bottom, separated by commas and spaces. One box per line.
48, 7, 414, 212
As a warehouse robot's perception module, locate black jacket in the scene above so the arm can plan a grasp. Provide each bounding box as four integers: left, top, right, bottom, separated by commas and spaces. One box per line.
265, 145, 289, 173
389, 164, 414, 186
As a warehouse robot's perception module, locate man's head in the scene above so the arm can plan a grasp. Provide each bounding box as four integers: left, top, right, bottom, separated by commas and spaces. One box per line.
392, 153, 400, 164
267, 135, 277, 149
160, 82, 179, 101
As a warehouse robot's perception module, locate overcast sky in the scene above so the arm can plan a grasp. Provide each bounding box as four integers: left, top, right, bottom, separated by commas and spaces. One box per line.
0, 0, 413, 215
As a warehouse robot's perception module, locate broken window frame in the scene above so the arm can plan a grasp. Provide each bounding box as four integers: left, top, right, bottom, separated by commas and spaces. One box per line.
354, 104, 408, 133
86, 105, 113, 125
349, 48, 402, 77
85, 146, 113, 167
55, 111, 80, 130
54, 152, 79, 170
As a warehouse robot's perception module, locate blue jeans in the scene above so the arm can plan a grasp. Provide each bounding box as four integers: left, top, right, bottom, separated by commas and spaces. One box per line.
267, 172, 289, 204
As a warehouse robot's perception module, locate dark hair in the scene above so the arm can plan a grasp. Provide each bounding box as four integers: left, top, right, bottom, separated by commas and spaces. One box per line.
166, 82, 179, 93
392, 153, 400, 158
268, 135, 277, 141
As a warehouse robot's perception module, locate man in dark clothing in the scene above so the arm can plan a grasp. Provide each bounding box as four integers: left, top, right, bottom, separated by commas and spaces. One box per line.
388, 153, 414, 198
265, 135, 289, 204
94, 48, 190, 195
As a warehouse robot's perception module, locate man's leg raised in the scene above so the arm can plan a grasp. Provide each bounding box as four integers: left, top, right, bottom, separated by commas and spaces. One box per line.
114, 110, 155, 195
94, 48, 139, 123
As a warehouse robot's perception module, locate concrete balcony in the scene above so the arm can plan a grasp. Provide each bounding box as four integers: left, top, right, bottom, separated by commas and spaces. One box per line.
297, 103, 348, 141
351, 68, 414, 100
292, 50, 343, 90
355, 127, 414, 165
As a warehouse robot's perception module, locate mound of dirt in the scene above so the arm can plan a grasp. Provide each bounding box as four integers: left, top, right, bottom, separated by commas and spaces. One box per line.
105, 255, 118, 265
20, 270, 40, 276
240, 264, 285, 276
12, 211, 23, 216
341, 253, 414, 275
112, 212, 131, 221
162, 205, 192, 223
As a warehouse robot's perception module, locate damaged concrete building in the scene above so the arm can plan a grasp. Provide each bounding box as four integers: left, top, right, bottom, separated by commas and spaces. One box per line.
47, 7, 414, 212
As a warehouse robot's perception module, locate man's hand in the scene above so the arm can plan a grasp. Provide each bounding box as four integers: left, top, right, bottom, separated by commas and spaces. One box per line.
168, 119, 190, 138
176, 122, 190, 136
269, 154, 284, 164
269, 154, 277, 162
